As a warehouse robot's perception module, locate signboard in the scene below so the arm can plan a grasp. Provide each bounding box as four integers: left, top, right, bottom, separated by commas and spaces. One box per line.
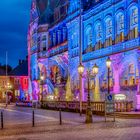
114, 94, 126, 101
105, 94, 115, 122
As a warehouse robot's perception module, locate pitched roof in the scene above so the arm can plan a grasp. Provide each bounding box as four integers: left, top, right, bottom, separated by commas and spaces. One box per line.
9, 60, 28, 76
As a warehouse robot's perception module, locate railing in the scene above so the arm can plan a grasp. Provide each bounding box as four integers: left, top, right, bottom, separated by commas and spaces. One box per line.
41, 101, 133, 113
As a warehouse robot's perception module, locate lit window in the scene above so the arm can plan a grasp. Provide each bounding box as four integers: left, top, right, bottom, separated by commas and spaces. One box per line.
131, 8, 138, 26
106, 19, 112, 37
85, 26, 93, 52
118, 14, 124, 30
96, 23, 102, 40
87, 30, 92, 47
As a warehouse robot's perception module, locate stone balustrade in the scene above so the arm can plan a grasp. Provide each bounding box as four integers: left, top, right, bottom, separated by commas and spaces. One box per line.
41, 101, 133, 113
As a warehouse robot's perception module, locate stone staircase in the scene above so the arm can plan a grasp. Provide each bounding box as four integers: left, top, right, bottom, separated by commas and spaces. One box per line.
108, 112, 140, 119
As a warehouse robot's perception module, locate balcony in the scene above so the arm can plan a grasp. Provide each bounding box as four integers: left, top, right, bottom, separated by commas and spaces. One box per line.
82, 37, 140, 62
49, 44, 68, 57
38, 43, 68, 59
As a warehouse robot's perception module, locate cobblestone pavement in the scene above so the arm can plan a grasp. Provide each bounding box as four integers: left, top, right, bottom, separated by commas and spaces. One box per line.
0, 104, 140, 140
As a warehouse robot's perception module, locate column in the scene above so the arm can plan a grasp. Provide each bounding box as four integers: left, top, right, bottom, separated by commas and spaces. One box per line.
53, 32, 56, 46
57, 30, 61, 44
62, 27, 67, 41
113, 69, 120, 94
138, 0, 140, 36
136, 50, 140, 109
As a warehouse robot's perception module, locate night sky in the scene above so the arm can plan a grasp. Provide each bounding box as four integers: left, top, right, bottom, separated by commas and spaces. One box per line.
0, 0, 31, 68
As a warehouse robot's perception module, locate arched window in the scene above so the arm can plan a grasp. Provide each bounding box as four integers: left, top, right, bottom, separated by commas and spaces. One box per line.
116, 13, 124, 43
95, 22, 102, 50
85, 26, 93, 53
129, 6, 138, 39
105, 18, 113, 47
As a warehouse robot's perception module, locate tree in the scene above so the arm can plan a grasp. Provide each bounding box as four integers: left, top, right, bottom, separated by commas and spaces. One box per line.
0, 64, 13, 73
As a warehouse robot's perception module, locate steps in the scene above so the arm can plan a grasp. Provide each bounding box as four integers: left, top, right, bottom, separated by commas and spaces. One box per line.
108, 112, 140, 119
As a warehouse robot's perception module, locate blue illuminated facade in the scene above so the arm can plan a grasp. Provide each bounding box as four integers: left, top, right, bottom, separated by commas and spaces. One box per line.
28, 0, 140, 109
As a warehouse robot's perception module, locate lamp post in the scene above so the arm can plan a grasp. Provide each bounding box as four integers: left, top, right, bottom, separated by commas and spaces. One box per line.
40, 75, 44, 102
106, 57, 112, 94
78, 0, 83, 116
86, 64, 99, 123
78, 63, 99, 123
78, 63, 84, 116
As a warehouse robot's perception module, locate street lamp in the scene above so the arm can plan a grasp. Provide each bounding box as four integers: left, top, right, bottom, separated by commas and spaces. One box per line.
78, 63, 84, 116
85, 64, 99, 123
78, 63, 84, 75
106, 57, 112, 94
40, 75, 44, 102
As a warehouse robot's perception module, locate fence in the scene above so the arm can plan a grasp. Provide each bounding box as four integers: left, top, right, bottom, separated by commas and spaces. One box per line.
41, 101, 133, 114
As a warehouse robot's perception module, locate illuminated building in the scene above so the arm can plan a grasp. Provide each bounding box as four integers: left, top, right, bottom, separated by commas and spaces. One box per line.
0, 60, 29, 102
28, 0, 140, 109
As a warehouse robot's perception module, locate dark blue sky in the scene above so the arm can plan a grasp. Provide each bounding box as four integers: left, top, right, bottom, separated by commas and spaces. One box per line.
0, 0, 31, 68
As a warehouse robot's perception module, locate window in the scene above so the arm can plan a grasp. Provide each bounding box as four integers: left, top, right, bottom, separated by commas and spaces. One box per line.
130, 7, 138, 39
105, 18, 112, 47
118, 14, 124, 31
124, 80, 128, 86
96, 23, 102, 41
116, 13, 124, 43
131, 8, 138, 26
87, 29, 92, 47
120, 32, 124, 42
106, 19, 112, 37
42, 42, 46, 49
24, 78, 28, 85
85, 26, 93, 52
129, 64, 135, 74
134, 27, 138, 38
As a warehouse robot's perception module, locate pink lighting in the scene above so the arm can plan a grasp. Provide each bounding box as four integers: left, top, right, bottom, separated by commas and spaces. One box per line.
136, 95, 140, 110
113, 70, 120, 94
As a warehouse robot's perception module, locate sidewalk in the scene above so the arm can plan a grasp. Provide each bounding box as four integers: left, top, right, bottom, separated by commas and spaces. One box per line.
0, 105, 140, 140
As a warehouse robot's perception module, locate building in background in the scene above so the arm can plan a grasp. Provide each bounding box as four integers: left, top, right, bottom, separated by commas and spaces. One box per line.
28, 0, 140, 109
0, 59, 29, 102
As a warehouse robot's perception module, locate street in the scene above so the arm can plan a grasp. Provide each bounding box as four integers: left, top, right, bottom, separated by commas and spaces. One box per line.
0, 104, 140, 140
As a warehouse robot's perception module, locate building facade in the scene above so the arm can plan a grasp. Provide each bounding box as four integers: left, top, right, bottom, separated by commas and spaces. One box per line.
28, 0, 140, 109
0, 60, 29, 102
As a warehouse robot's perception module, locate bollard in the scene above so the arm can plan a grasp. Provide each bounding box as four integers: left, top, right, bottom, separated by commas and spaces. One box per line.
59, 108, 62, 125
1, 111, 3, 129
32, 109, 35, 127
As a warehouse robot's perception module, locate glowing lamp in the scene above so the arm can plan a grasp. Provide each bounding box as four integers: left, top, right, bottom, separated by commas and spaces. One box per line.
40, 75, 44, 81
78, 63, 84, 75
92, 63, 99, 75
106, 57, 111, 68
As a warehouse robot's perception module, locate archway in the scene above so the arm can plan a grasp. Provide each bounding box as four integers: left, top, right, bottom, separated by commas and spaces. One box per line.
5, 90, 14, 103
